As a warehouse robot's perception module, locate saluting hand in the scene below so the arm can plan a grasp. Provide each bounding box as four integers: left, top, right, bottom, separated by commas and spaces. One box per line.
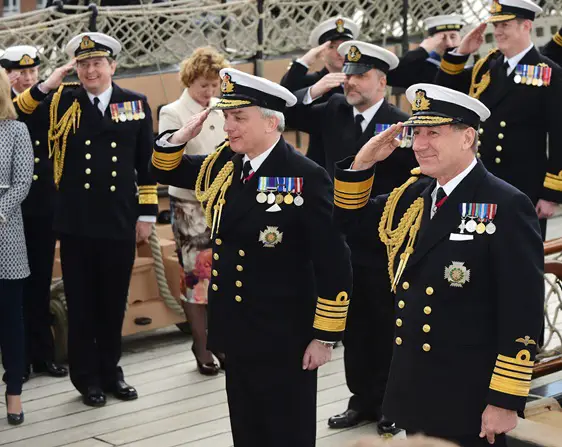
302, 340, 332, 370
352, 123, 404, 171
169, 108, 211, 146
457, 23, 487, 55
300, 41, 331, 67
6, 70, 20, 88
309, 72, 347, 100
420, 33, 446, 54
480, 404, 518, 444
42, 59, 76, 92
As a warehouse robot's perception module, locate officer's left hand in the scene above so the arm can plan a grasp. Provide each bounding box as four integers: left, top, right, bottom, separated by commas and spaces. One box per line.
480, 404, 518, 444
302, 340, 332, 370
536, 199, 558, 219
136, 221, 153, 244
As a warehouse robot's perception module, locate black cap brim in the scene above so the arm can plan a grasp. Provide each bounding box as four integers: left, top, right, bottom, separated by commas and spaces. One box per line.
342, 63, 372, 75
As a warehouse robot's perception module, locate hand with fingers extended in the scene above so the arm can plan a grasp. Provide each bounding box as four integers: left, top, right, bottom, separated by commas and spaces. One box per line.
41, 59, 76, 92
169, 108, 212, 146
420, 33, 446, 54
352, 123, 404, 171
309, 72, 347, 100
300, 41, 331, 67
480, 405, 518, 445
6, 70, 20, 88
458, 23, 487, 56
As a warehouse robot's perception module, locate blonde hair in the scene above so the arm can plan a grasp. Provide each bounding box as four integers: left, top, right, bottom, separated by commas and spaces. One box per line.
348, 434, 459, 447
179, 47, 229, 88
0, 69, 17, 120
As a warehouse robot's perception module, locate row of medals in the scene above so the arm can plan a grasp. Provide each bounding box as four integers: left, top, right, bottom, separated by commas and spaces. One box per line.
113, 111, 146, 122
256, 190, 304, 207
462, 217, 496, 235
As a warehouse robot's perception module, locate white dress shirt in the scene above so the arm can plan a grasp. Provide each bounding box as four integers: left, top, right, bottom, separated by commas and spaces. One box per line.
87, 86, 113, 115
352, 98, 384, 133
504, 43, 534, 76
431, 158, 477, 218
242, 138, 279, 176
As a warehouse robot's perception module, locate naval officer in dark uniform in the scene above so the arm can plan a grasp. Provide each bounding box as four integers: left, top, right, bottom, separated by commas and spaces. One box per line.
334, 83, 544, 447
387, 14, 464, 88
436, 0, 562, 239
285, 40, 416, 431
13, 32, 158, 407
1, 46, 68, 381
280, 16, 360, 167
150, 68, 352, 447
542, 26, 562, 65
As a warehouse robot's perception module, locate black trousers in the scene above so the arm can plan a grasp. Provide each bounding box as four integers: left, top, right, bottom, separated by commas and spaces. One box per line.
344, 264, 395, 418
22, 213, 57, 366
407, 431, 507, 447
0, 279, 25, 395
226, 351, 317, 447
60, 234, 135, 393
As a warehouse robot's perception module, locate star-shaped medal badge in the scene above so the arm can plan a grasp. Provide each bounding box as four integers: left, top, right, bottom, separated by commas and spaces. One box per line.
259, 226, 283, 248
444, 261, 470, 288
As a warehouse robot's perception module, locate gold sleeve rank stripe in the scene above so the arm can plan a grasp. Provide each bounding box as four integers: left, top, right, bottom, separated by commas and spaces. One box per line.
152, 149, 184, 171
335, 176, 374, 195
554, 31, 562, 47
138, 185, 158, 205
313, 292, 350, 333
544, 171, 562, 192
489, 373, 531, 397
440, 59, 466, 75
334, 177, 373, 209
16, 88, 40, 114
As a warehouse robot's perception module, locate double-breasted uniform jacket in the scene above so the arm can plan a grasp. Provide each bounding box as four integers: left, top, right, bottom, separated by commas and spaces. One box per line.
386, 47, 442, 89
436, 46, 562, 205
0, 120, 34, 279
280, 62, 343, 168
542, 28, 562, 66
12, 89, 55, 217
333, 159, 544, 436
13, 82, 158, 240
285, 92, 416, 267
150, 136, 353, 356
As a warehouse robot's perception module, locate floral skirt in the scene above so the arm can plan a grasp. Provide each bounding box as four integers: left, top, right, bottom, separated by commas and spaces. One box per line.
170, 195, 212, 305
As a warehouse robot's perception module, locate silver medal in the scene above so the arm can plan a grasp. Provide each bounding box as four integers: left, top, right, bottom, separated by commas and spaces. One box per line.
537, 79, 543, 87
485, 222, 496, 235
119, 113, 127, 122
465, 219, 477, 233
267, 192, 276, 204
256, 192, 267, 203
294, 195, 304, 206
514, 74, 521, 84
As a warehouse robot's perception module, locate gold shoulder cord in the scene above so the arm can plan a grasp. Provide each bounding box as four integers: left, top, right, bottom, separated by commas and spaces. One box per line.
195, 141, 234, 238
48, 84, 81, 188
378, 170, 424, 293
470, 49, 499, 99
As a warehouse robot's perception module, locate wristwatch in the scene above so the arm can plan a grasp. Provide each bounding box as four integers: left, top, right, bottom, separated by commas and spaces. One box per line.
317, 340, 336, 348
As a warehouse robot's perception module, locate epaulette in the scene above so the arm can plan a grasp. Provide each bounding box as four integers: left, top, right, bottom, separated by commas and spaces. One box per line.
410, 167, 421, 176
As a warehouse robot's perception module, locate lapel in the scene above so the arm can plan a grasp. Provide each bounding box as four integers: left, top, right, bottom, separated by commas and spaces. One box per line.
406, 161, 488, 270
220, 138, 288, 229
75, 82, 124, 137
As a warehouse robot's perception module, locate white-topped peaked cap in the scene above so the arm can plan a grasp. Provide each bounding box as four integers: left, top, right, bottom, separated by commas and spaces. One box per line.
215, 68, 297, 112
403, 83, 491, 129
487, 0, 542, 23
65, 32, 122, 60
0, 45, 40, 69
308, 16, 360, 47
424, 14, 464, 35
338, 40, 399, 75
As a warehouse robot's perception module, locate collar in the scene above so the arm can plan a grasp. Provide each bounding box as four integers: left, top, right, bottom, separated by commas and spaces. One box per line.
87, 85, 113, 112
243, 137, 280, 173
504, 43, 534, 73
353, 97, 384, 125
435, 158, 477, 197
182, 89, 220, 112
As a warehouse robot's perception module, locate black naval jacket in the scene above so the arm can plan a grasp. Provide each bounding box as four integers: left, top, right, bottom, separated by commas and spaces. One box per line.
12, 89, 56, 217
280, 61, 343, 168
13, 82, 158, 240
150, 136, 353, 356
386, 47, 441, 89
333, 159, 544, 436
542, 28, 562, 66
436, 47, 562, 205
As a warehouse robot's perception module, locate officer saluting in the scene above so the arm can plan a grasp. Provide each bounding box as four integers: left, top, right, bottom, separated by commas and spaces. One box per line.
13, 33, 158, 407
334, 84, 544, 446
436, 0, 562, 239
1, 46, 68, 381
150, 68, 352, 447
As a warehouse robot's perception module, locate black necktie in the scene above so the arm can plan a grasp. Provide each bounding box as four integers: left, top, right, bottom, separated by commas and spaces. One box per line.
354, 114, 364, 141
93, 97, 104, 119
435, 187, 447, 209
242, 160, 253, 184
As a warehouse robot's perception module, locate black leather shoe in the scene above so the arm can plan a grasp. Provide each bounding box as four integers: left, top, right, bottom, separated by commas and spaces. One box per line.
105, 380, 138, 401
377, 417, 400, 436
5, 392, 24, 426
328, 409, 366, 429
82, 387, 106, 407
32, 362, 68, 377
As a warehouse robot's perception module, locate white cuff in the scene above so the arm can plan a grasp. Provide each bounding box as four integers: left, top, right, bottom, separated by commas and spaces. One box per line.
38, 83, 50, 94
303, 88, 318, 105
138, 215, 157, 223
295, 58, 309, 69
156, 131, 180, 148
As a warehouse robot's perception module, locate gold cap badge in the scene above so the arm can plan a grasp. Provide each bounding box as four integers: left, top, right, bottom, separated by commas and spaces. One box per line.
80, 36, 95, 50
490, 0, 502, 14
412, 90, 431, 112
221, 73, 235, 94
347, 45, 362, 62
19, 54, 34, 66
335, 18, 345, 33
